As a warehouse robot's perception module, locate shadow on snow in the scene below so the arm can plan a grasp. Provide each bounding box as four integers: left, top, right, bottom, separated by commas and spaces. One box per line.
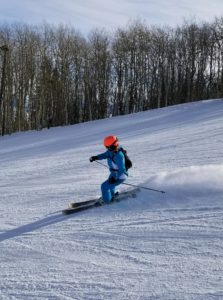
0, 212, 73, 242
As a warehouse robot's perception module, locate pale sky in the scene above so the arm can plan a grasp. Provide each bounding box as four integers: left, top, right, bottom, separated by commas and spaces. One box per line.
0, 0, 222, 35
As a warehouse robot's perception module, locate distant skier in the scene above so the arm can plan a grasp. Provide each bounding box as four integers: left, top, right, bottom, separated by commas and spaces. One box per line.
89, 135, 129, 203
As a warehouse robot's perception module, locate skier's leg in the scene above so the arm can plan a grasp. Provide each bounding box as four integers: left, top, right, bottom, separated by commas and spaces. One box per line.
101, 179, 125, 203
101, 180, 112, 202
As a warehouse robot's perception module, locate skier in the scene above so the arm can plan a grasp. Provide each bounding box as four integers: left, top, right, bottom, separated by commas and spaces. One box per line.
89, 135, 128, 203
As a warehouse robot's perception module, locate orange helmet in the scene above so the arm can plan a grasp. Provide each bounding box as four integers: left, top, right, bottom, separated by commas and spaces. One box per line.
103, 135, 119, 148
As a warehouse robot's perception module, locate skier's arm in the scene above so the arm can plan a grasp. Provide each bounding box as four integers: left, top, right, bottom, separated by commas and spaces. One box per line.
96, 151, 109, 160
89, 151, 109, 162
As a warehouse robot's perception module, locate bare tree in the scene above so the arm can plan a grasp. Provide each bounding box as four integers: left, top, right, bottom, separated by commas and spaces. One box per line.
1, 17, 223, 135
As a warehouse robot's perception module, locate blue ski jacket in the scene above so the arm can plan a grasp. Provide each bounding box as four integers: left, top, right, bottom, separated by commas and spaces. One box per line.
97, 147, 128, 180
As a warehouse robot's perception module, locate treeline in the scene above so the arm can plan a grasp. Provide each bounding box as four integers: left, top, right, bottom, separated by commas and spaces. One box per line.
0, 18, 223, 135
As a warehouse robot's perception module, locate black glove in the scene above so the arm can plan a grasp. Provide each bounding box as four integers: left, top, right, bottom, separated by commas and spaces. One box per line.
89, 156, 98, 162
109, 177, 117, 184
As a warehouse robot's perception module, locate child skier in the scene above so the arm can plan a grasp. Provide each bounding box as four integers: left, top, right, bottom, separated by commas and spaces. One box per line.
89, 135, 128, 203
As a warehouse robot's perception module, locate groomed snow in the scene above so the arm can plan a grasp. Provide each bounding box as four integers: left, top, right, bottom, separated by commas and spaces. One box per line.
0, 99, 223, 299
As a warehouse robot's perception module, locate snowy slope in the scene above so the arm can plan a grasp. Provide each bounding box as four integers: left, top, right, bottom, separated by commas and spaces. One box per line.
0, 99, 223, 300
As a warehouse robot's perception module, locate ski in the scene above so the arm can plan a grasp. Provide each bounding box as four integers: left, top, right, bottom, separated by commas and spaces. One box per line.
68, 192, 120, 209
69, 198, 99, 208
62, 200, 99, 215
69, 188, 139, 208
62, 188, 140, 215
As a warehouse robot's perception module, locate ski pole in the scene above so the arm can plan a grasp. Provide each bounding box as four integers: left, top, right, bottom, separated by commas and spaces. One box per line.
122, 182, 165, 194
94, 160, 165, 194
95, 161, 108, 168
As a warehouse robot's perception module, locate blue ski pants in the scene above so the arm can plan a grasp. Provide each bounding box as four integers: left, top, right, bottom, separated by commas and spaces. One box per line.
101, 178, 126, 203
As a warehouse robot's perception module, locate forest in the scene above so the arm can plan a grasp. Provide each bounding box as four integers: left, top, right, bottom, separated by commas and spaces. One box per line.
0, 17, 223, 135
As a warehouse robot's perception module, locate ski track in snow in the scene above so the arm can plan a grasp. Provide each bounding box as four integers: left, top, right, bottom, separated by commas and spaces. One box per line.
0, 99, 223, 299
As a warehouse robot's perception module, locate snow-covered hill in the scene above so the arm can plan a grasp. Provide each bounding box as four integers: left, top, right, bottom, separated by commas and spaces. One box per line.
0, 99, 223, 300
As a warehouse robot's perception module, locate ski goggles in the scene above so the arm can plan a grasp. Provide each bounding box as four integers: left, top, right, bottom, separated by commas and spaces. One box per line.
106, 138, 119, 151
106, 144, 117, 151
